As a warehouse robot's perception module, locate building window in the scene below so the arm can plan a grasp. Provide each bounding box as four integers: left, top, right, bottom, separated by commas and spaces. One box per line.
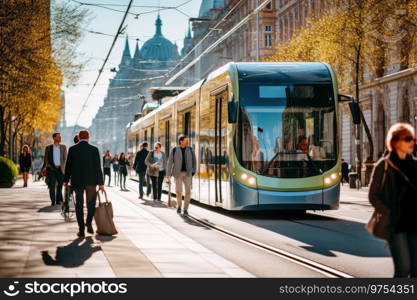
264, 25, 273, 48
265, 34, 272, 47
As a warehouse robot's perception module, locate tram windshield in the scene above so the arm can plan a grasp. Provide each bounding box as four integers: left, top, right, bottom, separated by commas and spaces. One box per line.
237, 83, 337, 178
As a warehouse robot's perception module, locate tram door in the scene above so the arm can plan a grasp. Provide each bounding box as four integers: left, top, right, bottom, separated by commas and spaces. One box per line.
212, 88, 228, 205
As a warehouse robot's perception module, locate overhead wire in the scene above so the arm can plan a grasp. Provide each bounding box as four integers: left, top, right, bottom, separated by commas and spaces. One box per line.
72, 0, 134, 129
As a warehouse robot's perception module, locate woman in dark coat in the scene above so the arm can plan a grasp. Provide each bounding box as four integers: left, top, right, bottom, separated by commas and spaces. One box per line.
368, 123, 417, 277
118, 152, 130, 190
19, 145, 32, 187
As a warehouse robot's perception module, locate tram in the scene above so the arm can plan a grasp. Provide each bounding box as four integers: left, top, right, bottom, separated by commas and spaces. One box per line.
127, 62, 360, 211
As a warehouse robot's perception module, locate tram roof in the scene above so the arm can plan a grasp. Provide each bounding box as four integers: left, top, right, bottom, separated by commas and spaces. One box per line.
233, 62, 332, 84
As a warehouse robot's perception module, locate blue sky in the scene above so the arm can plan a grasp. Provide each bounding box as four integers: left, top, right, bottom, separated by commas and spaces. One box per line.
61, 0, 202, 127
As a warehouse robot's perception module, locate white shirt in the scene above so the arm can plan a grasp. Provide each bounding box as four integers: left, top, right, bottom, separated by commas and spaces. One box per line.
53, 145, 60, 166
154, 152, 164, 171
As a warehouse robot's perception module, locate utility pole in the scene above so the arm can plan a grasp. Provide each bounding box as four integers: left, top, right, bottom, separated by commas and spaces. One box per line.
256, 0, 260, 62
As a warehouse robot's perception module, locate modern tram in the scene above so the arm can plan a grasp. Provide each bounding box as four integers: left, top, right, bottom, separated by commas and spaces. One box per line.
126, 62, 360, 211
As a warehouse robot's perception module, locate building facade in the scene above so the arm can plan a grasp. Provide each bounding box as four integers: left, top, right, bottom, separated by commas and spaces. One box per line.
88, 15, 183, 154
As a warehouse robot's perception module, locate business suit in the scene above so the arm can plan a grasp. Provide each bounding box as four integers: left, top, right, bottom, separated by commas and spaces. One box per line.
133, 148, 151, 198
42, 144, 67, 205
64, 140, 104, 234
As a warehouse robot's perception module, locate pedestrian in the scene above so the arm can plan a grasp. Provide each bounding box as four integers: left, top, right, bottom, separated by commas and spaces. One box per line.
112, 153, 120, 186
145, 142, 167, 202
133, 142, 151, 199
166, 134, 196, 216
341, 158, 349, 185
103, 150, 112, 187
32, 155, 42, 182
368, 123, 417, 277
41, 132, 67, 206
118, 152, 129, 190
63, 130, 104, 238
126, 152, 132, 176
19, 145, 32, 187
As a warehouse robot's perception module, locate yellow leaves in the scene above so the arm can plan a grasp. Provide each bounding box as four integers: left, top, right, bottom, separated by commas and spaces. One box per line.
268, 0, 415, 90
0, 0, 62, 137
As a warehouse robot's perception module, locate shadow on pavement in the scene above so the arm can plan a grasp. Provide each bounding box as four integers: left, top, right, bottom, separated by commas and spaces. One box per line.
188, 200, 390, 258
41, 237, 101, 268
37, 205, 62, 213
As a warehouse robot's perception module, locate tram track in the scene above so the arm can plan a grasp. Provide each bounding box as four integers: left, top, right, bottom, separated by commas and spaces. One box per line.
124, 178, 354, 278
185, 213, 353, 278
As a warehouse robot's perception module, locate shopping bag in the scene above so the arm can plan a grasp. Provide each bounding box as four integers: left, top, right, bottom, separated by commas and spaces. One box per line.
94, 190, 118, 236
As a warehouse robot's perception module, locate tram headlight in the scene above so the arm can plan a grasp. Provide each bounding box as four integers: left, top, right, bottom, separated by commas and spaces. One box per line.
241, 173, 248, 180
248, 177, 256, 185
324, 172, 339, 186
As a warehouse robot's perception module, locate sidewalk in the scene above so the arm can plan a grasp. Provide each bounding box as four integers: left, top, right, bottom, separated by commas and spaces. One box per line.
0, 180, 253, 278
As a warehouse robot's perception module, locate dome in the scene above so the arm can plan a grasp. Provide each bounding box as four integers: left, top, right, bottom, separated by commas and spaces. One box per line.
198, 0, 224, 18
141, 14, 179, 61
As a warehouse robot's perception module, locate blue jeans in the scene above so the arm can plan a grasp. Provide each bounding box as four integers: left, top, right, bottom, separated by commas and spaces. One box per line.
390, 232, 417, 277
138, 171, 151, 197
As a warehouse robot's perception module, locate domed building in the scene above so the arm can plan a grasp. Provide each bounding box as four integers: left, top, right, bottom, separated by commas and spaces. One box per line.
89, 14, 186, 154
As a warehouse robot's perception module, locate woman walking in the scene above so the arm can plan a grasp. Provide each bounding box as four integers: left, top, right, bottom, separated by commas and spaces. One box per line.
118, 152, 130, 190
19, 145, 32, 187
103, 151, 112, 186
369, 123, 417, 277
145, 142, 167, 202
112, 153, 120, 186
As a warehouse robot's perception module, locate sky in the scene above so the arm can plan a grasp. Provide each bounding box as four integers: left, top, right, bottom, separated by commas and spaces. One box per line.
60, 0, 203, 128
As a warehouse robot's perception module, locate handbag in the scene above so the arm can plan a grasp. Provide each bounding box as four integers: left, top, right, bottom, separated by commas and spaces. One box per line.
94, 190, 118, 236
366, 159, 390, 240
146, 151, 160, 177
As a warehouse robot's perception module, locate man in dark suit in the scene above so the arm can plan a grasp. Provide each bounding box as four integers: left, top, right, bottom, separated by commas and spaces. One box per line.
42, 132, 67, 205
64, 130, 104, 238
133, 142, 150, 199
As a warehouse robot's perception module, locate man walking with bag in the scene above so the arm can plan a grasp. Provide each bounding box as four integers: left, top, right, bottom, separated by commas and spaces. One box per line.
42, 132, 67, 206
166, 134, 196, 216
133, 142, 151, 199
64, 130, 104, 238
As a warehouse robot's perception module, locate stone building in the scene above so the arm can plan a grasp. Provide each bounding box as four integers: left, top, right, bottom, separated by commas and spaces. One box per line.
89, 14, 183, 154
175, 0, 277, 86
274, 0, 417, 165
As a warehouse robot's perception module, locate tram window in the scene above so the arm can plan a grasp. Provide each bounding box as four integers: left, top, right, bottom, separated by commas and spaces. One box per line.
259, 86, 286, 98
144, 130, 148, 144
165, 121, 170, 153
184, 112, 191, 137
150, 127, 154, 146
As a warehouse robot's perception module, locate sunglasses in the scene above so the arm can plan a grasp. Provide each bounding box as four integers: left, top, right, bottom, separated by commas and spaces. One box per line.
401, 136, 416, 143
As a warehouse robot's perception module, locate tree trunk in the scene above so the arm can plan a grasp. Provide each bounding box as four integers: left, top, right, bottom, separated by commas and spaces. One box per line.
0, 105, 5, 156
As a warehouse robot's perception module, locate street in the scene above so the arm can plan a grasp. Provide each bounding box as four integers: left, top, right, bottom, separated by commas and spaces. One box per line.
0, 178, 392, 278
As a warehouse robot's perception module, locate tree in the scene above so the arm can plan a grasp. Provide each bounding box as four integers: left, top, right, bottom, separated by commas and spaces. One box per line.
0, 0, 90, 156
267, 0, 411, 180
